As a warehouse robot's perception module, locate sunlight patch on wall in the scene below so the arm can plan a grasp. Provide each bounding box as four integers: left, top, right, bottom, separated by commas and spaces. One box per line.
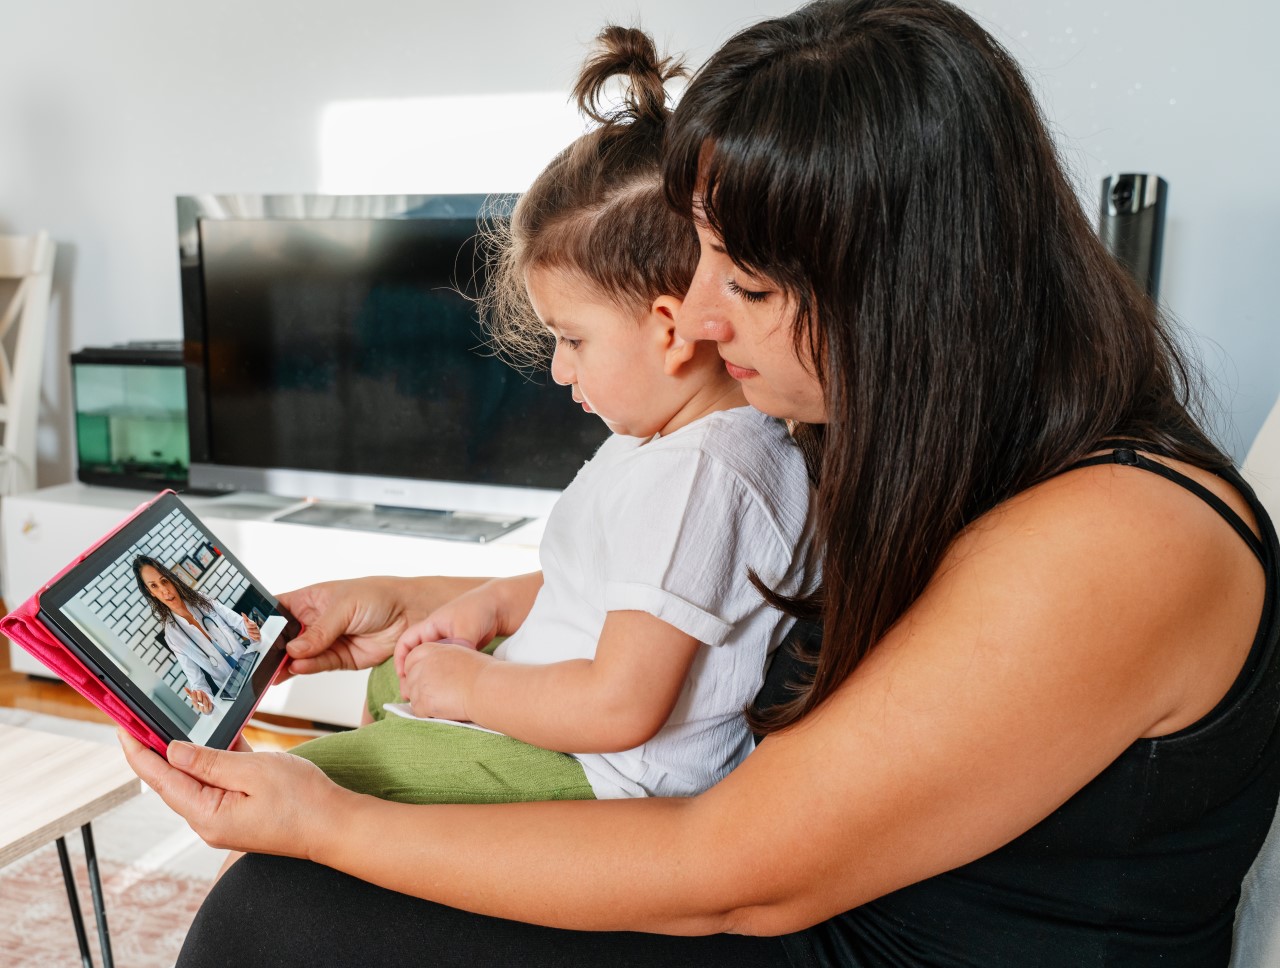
318, 92, 589, 195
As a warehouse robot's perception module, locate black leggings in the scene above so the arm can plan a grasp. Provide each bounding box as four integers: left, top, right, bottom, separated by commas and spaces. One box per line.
177, 854, 796, 968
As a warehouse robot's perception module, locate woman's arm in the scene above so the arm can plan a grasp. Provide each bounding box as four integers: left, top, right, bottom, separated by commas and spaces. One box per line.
400, 609, 701, 751
166, 625, 217, 714
167, 624, 212, 691
208, 599, 258, 643
279, 574, 495, 676
122, 461, 1264, 935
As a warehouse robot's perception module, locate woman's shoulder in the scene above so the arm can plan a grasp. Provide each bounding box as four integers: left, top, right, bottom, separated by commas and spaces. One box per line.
933, 450, 1265, 737
949, 450, 1261, 619
962, 451, 1259, 569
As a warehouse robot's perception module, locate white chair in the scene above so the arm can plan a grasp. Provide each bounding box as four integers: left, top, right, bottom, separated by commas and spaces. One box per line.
0, 231, 55, 495
1242, 396, 1280, 521
1231, 393, 1280, 967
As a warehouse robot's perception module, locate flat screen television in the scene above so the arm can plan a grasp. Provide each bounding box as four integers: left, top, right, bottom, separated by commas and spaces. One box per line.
177, 194, 609, 527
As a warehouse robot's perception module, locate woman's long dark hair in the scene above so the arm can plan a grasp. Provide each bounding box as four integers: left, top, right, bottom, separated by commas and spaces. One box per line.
664, 0, 1228, 735
133, 555, 211, 628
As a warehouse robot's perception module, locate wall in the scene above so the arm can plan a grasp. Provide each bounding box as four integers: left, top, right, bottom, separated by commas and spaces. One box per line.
966, 0, 1280, 457
1, 0, 1276, 482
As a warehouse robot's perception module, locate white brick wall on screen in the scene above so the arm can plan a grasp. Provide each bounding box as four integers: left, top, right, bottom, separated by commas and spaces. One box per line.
71, 509, 250, 705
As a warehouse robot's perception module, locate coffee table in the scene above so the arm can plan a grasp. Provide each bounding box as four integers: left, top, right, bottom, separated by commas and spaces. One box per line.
0, 723, 141, 968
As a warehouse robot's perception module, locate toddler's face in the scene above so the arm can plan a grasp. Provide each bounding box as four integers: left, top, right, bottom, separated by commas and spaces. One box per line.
525, 267, 677, 439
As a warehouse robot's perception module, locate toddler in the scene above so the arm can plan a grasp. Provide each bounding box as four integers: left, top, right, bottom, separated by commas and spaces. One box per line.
292, 26, 815, 803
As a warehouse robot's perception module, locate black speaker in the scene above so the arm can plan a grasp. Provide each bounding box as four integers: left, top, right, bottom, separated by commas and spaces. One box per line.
1099, 173, 1168, 302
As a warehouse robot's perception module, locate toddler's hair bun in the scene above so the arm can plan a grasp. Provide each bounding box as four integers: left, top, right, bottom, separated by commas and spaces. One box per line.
573, 25, 686, 127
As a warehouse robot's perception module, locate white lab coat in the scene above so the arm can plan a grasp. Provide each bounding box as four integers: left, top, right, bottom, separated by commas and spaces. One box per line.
164, 599, 253, 695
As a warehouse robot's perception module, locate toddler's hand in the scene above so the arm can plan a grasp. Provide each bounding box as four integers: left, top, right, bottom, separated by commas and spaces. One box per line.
392, 590, 499, 678
392, 620, 474, 680
400, 640, 491, 722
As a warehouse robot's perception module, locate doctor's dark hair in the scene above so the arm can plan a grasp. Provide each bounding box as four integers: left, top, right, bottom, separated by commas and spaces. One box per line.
480, 26, 697, 368
132, 555, 211, 627
663, 0, 1227, 735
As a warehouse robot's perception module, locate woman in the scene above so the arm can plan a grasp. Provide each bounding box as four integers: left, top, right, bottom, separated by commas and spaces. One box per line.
133, 555, 261, 714
120, 2, 1280, 965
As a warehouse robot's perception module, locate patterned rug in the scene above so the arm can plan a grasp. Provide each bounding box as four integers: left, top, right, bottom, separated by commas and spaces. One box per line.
0, 708, 223, 968
0, 849, 210, 966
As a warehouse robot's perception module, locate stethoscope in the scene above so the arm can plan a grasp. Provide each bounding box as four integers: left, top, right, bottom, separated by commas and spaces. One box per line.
173, 607, 241, 675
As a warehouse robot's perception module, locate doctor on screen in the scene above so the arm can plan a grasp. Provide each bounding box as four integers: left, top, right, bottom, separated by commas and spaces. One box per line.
132, 555, 261, 715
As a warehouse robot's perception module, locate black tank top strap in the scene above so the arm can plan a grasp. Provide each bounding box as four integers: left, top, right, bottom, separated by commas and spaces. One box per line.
1093, 437, 1160, 452
1064, 446, 1266, 566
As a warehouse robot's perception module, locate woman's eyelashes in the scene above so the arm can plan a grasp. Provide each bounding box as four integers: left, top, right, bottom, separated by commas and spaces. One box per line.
725, 278, 770, 303
557, 335, 582, 350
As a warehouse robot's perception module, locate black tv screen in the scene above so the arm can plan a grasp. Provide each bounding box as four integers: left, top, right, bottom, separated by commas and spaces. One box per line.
179, 195, 608, 503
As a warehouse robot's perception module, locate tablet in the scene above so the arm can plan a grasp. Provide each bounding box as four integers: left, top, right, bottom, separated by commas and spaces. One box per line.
35, 492, 299, 749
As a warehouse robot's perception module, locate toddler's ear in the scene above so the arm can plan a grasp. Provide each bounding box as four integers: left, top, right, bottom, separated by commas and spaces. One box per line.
664, 333, 698, 376
651, 295, 695, 375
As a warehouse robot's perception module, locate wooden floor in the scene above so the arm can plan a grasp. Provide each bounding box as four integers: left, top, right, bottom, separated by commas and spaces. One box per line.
0, 619, 318, 752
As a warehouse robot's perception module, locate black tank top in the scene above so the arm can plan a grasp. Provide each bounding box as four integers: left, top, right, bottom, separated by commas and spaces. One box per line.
782, 449, 1280, 968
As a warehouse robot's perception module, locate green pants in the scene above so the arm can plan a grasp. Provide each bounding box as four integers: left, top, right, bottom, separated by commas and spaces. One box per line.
291, 657, 595, 805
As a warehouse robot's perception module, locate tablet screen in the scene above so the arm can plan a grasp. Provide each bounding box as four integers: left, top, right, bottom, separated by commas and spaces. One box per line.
38, 492, 297, 748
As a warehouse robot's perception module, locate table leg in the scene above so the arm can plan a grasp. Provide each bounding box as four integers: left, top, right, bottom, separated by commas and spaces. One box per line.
82, 823, 115, 968
55, 835, 95, 968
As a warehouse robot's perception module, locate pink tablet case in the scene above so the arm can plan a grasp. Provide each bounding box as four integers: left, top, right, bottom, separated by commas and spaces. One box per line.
1, 490, 173, 754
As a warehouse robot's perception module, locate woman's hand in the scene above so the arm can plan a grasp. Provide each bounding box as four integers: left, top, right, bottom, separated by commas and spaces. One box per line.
184, 687, 214, 715
279, 578, 411, 676
400, 640, 493, 721
241, 613, 262, 642
278, 576, 484, 678
118, 730, 345, 858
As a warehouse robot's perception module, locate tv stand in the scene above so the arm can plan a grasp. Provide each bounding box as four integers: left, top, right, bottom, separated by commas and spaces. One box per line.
275, 501, 531, 543
1, 483, 545, 727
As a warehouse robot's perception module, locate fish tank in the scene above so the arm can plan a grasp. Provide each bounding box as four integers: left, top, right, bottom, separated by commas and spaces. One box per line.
71, 341, 189, 490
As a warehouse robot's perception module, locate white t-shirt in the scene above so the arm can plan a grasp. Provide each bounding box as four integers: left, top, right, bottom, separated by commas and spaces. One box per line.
493, 406, 816, 799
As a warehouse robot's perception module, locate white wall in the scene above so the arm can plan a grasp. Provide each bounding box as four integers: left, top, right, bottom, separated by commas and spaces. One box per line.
1, 0, 1276, 483
967, 0, 1280, 459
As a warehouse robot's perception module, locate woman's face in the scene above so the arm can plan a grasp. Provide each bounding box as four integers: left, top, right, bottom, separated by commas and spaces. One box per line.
139, 565, 181, 610
677, 221, 827, 424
